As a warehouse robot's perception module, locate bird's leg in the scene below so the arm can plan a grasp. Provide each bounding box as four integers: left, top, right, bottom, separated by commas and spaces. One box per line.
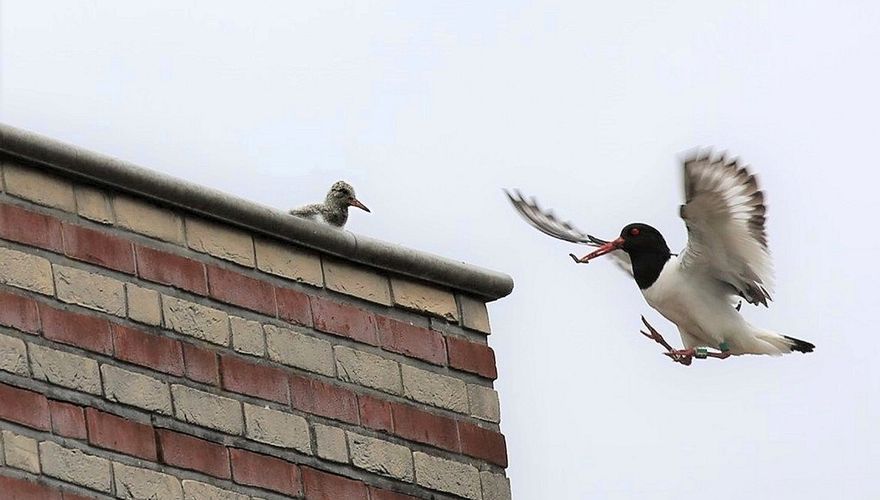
640, 316, 692, 366
640, 315, 675, 351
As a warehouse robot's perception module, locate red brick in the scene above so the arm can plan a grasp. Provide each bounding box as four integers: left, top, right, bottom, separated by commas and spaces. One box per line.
377, 316, 446, 365
357, 394, 393, 434
157, 429, 230, 479
48, 400, 87, 439
221, 355, 289, 404
111, 323, 184, 376
207, 265, 276, 316
458, 421, 508, 467
302, 467, 368, 500
39, 304, 113, 355
0, 203, 63, 252
85, 408, 157, 460
135, 245, 207, 295
0, 475, 63, 500
0, 382, 50, 431
310, 297, 377, 346
390, 403, 459, 452
290, 375, 359, 425
368, 487, 419, 500
183, 343, 220, 385
61, 492, 95, 500
230, 448, 302, 496
275, 286, 313, 326
0, 289, 40, 334
62, 223, 135, 274
446, 336, 497, 379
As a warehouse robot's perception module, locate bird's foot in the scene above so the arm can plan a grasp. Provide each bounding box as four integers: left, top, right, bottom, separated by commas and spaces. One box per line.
640, 316, 693, 365
663, 348, 696, 365
640, 316, 676, 352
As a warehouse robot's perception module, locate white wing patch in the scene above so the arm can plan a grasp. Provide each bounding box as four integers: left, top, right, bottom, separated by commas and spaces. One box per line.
505, 190, 633, 276
679, 152, 774, 306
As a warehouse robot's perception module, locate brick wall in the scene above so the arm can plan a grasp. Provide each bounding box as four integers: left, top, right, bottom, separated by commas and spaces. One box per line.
0, 155, 510, 499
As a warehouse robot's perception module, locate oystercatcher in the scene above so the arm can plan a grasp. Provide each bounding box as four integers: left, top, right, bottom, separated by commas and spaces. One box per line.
507, 151, 815, 365
289, 181, 370, 228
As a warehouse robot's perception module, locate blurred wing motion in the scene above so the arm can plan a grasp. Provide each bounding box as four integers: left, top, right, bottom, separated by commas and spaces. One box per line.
505, 189, 633, 276
679, 152, 774, 306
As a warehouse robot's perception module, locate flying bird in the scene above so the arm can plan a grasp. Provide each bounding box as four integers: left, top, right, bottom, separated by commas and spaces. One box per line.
289, 181, 370, 228
506, 151, 815, 365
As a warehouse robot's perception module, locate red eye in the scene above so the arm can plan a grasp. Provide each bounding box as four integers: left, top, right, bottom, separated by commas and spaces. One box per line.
630, 227, 640, 236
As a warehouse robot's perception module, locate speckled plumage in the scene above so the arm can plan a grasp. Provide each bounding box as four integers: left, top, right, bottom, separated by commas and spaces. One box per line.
289, 181, 369, 228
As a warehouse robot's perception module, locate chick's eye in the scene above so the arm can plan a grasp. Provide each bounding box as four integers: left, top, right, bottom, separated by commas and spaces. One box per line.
630, 228, 640, 236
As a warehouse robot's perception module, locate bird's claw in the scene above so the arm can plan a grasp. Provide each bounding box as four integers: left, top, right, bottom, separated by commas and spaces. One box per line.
569, 253, 587, 264
663, 348, 695, 365
640, 316, 693, 365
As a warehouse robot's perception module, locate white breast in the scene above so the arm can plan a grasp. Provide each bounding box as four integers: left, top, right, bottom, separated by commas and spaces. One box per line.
640, 256, 745, 346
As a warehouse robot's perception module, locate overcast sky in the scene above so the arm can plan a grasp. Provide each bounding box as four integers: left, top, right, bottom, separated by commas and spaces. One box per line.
3, 2, 879, 499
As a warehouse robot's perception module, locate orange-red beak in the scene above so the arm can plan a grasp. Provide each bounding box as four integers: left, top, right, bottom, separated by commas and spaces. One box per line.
580, 237, 624, 262
349, 198, 371, 213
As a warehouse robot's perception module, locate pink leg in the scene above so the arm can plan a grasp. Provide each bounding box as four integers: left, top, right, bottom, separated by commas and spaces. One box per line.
640, 316, 692, 366
640, 317, 732, 365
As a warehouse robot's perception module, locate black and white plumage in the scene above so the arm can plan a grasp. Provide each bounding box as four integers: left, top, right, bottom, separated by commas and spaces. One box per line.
507, 150, 814, 363
505, 190, 633, 276
289, 181, 370, 228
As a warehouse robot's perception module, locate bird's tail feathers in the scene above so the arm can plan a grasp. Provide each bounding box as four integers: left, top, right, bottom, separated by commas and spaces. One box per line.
751, 329, 815, 355
783, 335, 815, 354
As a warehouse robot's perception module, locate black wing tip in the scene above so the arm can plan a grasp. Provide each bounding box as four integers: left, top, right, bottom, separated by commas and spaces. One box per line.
784, 336, 815, 354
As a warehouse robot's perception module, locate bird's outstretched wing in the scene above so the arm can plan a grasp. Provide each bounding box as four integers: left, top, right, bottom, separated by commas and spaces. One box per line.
505, 189, 633, 276
679, 151, 774, 306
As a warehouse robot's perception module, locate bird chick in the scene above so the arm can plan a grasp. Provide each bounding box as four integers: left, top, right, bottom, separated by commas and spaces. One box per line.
289, 181, 370, 228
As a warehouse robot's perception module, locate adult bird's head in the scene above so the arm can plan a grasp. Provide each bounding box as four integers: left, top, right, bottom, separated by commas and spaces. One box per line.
581, 223, 670, 262
327, 181, 371, 213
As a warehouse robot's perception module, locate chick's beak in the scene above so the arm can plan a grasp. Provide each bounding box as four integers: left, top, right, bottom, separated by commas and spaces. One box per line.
349, 198, 370, 213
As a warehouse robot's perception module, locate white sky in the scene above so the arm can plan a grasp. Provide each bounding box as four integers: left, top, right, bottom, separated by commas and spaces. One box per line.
3, 2, 879, 499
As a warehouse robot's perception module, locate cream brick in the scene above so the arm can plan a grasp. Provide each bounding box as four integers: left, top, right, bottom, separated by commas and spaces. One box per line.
413, 452, 481, 500
101, 364, 172, 415
113, 462, 183, 500
314, 423, 348, 463
481, 471, 512, 500
401, 364, 468, 413
0, 334, 29, 376
347, 432, 414, 482
3, 163, 75, 211
459, 295, 491, 334
255, 238, 323, 286
183, 480, 250, 500
324, 259, 392, 305
2, 431, 40, 473
334, 346, 402, 395
114, 195, 185, 244
0, 247, 54, 296
172, 384, 243, 435
185, 217, 255, 267
265, 324, 334, 376
53, 264, 126, 316
40, 440, 113, 493
230, 316, 265, 356
75, 184, 114, 224
243, 403, 311, 454
162, 295, 230, 346
126, 283, 162, 326
30, 344, 101, 394
468, 384, 501, 423
391, 278, 458, 322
